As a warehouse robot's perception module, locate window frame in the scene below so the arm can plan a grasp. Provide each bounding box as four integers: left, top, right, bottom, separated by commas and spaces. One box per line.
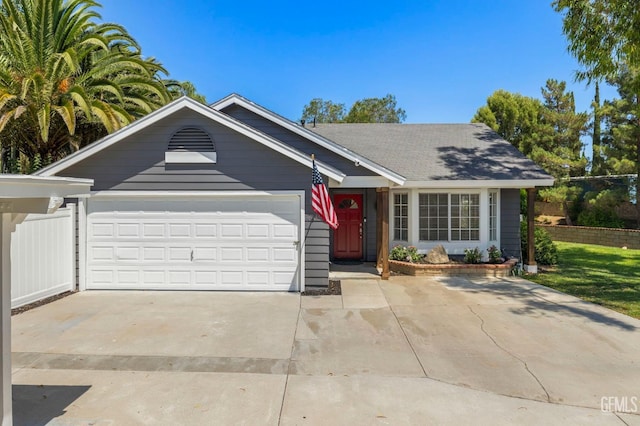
392, 192, 409, 242
488, 190, 499, 242
416, 190, 483, 243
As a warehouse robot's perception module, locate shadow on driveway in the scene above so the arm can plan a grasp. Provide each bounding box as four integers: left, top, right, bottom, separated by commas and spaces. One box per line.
13, 384, 91, 426
438, 276, 637, 332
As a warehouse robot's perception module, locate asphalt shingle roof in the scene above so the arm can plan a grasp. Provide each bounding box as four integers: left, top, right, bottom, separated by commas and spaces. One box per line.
309, 123, 552, 182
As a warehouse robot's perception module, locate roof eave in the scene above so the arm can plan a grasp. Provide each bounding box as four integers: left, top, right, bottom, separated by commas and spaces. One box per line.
401, 179, 555, 189
211, 94, 406, 185
36, 96, 346, 184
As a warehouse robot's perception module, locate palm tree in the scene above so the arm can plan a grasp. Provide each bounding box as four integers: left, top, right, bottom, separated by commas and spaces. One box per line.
0, 0, 173, 171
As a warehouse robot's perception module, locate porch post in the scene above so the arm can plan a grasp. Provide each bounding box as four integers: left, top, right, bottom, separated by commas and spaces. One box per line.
376, 190, 383, 269
377, 188, 390, 280
525, 187, 537, 274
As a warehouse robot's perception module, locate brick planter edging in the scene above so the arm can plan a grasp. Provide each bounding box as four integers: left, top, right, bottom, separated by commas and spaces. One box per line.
389, 258, 518, 277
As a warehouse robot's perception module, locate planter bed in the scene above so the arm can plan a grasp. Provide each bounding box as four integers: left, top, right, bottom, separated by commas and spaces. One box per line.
389, 258, 518, 277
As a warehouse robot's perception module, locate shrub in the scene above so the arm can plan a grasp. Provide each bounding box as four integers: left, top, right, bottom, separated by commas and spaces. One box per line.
463, 247, 482, 264
520, 222, 558, 265
577, 209, 624, 228
389, 245, 421, 263
487, 245, 502, 263
576, 189, 625, 228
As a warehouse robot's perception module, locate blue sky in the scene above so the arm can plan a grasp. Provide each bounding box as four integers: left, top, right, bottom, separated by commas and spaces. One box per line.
100, 1, 616, 127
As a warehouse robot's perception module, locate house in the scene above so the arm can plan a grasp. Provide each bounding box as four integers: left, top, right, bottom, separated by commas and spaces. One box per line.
36, 94, 553, 292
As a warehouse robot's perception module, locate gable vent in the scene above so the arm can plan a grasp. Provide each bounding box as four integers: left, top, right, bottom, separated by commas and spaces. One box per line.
168, 127, 215, 152
165, 127, 217, 164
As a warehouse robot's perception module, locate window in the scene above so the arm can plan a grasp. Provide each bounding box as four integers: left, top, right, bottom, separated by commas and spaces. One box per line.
489, 191, 498, 241
451, 194, 480, 241
419, 193, 448, 241
393, 193, 408, 241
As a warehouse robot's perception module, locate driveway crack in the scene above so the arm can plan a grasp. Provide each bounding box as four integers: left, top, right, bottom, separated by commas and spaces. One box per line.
277, 295, 301, 425
467, 305, 551, 403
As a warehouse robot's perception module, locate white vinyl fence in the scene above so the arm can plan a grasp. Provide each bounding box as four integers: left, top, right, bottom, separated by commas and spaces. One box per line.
11, 205, 75, 308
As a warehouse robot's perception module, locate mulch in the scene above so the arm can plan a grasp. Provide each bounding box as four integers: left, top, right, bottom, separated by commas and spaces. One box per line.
301, 280, 342, 296
11, 291, 75, 316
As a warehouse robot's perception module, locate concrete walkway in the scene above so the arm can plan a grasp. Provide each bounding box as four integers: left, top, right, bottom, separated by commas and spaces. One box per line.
11, 276, 640, 425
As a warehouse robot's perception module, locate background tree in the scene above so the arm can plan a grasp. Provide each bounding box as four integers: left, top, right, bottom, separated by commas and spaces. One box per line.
301, 94, 405, 124
534, 79, 588, 178
591, 82, 606, 175
473, 81, 588, 225
168, 80, 207, 104
301, 98, 346, 123
598, 68, 640, 175
344, 94, 406, 123
471, 89, 541, 154
0, 0, 182, 172
554, 0, 640, 225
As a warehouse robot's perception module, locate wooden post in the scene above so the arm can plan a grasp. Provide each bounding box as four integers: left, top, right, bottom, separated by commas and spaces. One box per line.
379, 188, 390, 280
376, 190, 383, 269
525, 187, 537, 274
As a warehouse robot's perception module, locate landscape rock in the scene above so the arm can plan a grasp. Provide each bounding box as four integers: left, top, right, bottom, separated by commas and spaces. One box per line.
425, 245, 449, 264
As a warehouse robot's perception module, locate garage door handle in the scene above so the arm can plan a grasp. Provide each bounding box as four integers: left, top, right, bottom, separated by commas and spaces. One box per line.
191, 250, 194, 262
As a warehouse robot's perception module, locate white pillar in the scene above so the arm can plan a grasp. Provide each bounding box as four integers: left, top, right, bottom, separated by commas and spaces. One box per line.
1, 214, 12, 426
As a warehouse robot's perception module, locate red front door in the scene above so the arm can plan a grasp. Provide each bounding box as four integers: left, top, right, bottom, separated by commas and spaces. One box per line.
333, 194, 363, 259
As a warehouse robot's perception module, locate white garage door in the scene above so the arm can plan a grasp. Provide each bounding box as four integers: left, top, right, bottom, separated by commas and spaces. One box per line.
86, 194, 301, 291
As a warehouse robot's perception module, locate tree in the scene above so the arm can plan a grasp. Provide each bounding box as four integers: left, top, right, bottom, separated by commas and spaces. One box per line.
0, 0, 173, 171
344, 94, 406, 123
591, 82, 606, 175
300, 94, 406, 124
554, 0, 640, 225
553, 0, 640, 82
599, 68, 640, 176
301, 98, 346, 123
534, 79, 588, 178
471, 90, 541, 154
168, 81, 208, 104
473, 82, 588, 225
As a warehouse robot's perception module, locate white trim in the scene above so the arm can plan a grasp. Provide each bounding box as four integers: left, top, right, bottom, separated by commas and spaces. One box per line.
78, 198, 87, 292
69, 203, 77, 292
488, 189, 500, 246
211, 94, 406, 185
1, 214, 11, 425
0, 175, 93, 198
390, 192, 409, 243
164, 151, 217, 164
391, 188, 505, 256
298, 194, 305, 293
35, 97, 346, 183
89, 190, 305, 199
328, 176, 391, 188
403, 179, 554, 189
83, 190, 306, 292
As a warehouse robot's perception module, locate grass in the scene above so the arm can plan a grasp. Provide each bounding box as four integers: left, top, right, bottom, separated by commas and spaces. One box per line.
525, 241, 640, 319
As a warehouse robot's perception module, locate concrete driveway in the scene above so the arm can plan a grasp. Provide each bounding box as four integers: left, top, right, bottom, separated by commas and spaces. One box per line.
11, 276, 640, 425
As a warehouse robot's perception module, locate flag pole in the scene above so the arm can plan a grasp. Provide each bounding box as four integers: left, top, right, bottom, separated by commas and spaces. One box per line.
311, 153, 315, 161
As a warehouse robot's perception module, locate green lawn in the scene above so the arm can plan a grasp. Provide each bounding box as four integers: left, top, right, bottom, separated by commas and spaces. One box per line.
525, 241, 640, 319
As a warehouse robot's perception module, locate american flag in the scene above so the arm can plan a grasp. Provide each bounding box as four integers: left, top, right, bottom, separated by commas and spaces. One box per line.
312, 160, 338, 229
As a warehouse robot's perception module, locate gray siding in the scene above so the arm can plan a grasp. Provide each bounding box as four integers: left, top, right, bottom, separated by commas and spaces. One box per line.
57, 108, 330, 287
500, 188, 521, 259
222, 104, 378, 177
365, 188, 377, 262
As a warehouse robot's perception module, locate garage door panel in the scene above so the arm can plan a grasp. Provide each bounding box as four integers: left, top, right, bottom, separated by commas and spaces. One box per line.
194, 224, 216, 237
87, 195, 301, 291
